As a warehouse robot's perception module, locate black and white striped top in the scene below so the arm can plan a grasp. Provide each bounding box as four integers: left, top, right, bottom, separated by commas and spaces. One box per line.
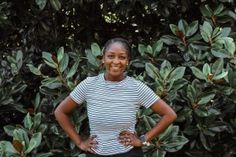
70, 73, 159, 155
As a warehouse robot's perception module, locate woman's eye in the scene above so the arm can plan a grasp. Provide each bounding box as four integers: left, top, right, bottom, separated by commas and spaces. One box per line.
119, 56, 127, 60
107, 55, 114, 58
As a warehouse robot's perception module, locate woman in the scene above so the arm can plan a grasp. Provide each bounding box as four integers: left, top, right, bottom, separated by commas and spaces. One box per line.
54, 38, 177, 157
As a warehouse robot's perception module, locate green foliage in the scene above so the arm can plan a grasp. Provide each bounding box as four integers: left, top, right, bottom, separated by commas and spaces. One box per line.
0, 0, 236, 157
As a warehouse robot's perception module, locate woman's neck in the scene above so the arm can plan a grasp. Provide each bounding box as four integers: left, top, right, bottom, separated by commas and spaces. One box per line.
104, 73, 126, 82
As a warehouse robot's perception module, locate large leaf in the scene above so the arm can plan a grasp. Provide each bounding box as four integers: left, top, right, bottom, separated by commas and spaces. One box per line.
23, 113, 33, 130
186, 20, 199, 37
91, 43, 102, 56
200, 21, 213, 43
3, 125, 15, 137
25, 132, 42, 153
35, 0, 47, 10
168, 67, 186, 81
145, 63, 160, 80
0, 141, 19, 155
41, 77, 63, 89
202, 63, 211, 76
169, 24, 178, 35
66, 61, 80, 79
42, 52, 57, 68
198, 94, 215, 105
190, 67, 206, 80
59, 53, 69, 72
57, 47, 64, 63
163, 136, 189, 152
27, 64, 42, 75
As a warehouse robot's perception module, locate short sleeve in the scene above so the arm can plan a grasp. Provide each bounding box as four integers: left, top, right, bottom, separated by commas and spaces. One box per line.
70, 77, 90, 104
137, 81, 160, 108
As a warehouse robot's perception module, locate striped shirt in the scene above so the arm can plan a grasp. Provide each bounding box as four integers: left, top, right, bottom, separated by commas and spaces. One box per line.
70, 73, 159, 155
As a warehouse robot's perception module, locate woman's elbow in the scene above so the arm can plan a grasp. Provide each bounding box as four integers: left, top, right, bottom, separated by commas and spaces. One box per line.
54, 107, 61, 121
170, 111, 177, 122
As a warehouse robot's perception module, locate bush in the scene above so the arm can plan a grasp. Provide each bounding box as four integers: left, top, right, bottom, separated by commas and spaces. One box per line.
0, 0, 235, 157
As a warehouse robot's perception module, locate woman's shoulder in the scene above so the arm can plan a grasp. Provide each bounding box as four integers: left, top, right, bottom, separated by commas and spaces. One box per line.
126, 76, 145, 86
83, 73, 103, 84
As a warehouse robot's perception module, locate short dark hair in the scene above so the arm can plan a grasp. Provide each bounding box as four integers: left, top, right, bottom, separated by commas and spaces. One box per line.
102, 38, 131, 58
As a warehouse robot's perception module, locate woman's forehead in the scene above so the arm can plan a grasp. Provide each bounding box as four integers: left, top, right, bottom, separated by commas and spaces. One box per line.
106, 42, 127, 53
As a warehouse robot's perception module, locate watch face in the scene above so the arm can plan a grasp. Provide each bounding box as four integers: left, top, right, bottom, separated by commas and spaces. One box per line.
139, 135, 150, 146
140, 135, 146, 143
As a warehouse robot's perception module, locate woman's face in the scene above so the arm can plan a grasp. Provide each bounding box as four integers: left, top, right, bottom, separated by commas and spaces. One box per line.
103, 42, 129, 81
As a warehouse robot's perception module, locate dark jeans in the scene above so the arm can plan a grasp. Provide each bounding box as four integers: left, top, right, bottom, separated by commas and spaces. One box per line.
86, 147, 144, 157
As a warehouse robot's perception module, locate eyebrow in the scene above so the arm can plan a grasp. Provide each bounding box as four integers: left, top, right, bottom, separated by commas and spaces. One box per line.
106, 51, 128, 55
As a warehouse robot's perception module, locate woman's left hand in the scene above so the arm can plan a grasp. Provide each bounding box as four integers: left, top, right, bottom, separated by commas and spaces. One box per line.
118, 130, 142, 147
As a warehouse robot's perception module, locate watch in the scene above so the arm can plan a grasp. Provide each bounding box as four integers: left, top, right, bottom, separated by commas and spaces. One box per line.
139, 134, 150, 146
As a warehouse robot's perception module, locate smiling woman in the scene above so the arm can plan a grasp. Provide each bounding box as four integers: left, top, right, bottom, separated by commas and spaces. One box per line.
54, 37, 177, 157
102, 38, 130, 81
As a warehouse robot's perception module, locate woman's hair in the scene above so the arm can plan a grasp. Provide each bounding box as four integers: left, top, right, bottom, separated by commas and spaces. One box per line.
102, 37, 131, 58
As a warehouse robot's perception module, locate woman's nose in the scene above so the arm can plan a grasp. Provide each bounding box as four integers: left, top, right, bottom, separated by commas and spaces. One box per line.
112, 57, 120, 64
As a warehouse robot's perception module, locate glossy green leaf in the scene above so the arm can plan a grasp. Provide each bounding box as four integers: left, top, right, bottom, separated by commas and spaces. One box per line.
169, 67, 186, 81
161, 35, 180, 45
35, 0, 47, 10
200, 21, 213, 42
66, 61, 80, 79
163, 136, 189, 152
41, 77, 63, 89
34, 92, 40, 111
213, 71, 228, 80
16, 50, 23, 70
224, 38, 235, 55
186, 20, 199, 37
200, 5, 213, 17
200, 132, 211, 151
211, 49, 232, 58
178, 19, 188, 35
57, 47, 64, 63
138, 44, 146, 56
91, 43, 101, 56
27, 64, 42, 75
25, 132, 42, 153
143, 115, 152, 130
145, 63, 160, 80
23, 113, 33, 130
190, 67, 206, 80
169, 24, 178, 35
213, 4, 224, 15
3, 125, 15, 137
195, 108, 208, 117
158, 125, 173, 141
85, 49, 99, 67
221, 27, 231, 37
0, 141, 19, 155
146, 45, 153, 55
42, 52, 57, 68
212, 58, 223, 76
33, 113, 42, 129
59, 53, 69, 72
13, 128, 29, 147
202, 63, 211, 75
152, 40, 163, 55
198, 94, 215, 104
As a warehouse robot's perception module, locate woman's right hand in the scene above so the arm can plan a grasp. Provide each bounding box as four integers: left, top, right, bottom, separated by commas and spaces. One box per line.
78, 135, 98, 154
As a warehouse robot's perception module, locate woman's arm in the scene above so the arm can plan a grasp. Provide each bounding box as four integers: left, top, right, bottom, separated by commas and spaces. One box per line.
119, 98, 177, 147
145, 98, 177, 142
54, 96, 82, 146
54, 96, 97, 153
